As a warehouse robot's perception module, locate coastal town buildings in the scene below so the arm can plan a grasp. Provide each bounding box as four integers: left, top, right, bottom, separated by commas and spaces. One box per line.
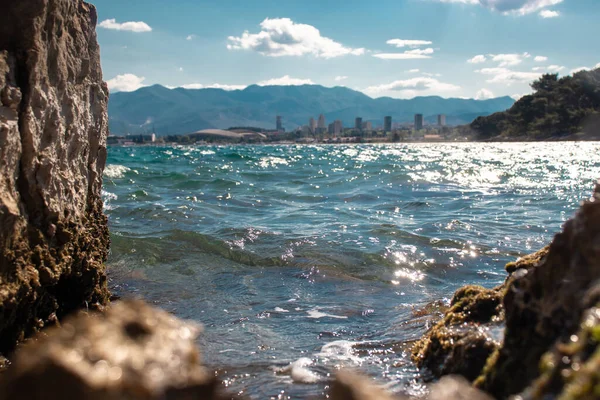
415, 114, 424, 130
384, 116, 392, 132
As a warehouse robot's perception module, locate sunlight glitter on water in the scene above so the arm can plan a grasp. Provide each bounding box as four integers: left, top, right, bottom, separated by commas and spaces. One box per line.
103, 142, 600, 399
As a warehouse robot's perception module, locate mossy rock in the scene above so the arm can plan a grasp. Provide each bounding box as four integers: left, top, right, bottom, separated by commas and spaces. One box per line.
521, 304, 600, 400
412, 285, 504, 381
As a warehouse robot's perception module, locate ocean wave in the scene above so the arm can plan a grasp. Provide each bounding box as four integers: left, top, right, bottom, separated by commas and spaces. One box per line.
104, 164, 131, 178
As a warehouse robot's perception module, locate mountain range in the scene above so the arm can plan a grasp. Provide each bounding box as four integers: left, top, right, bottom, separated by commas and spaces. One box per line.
108, 84, 515, 135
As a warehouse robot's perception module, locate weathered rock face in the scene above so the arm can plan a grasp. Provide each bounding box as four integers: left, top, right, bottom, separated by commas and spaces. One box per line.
0, 300, 222, 400
413, 184, 600, 399
0, 0, 110, 354
476, 184, 600, 398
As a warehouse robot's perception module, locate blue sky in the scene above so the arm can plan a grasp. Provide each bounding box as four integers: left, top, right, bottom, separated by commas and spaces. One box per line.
94, 0, 600, 100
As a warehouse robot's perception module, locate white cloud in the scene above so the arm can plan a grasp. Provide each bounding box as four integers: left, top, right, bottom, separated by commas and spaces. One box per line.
475, 88, 495, 100
178, 67, 184, 72
98, 19, 152, 33
434, 0, 564, 16
186, 35, 196, 41
334, 76, 348, 81
227, 18, 365, 58
491, 53, 530, 67
532, 67, 544, 71
374, 53, 430, 60
570, 67, 588, 74
511, 93, 530, 100
365, 77, 460, 97
539, 9, 560, 18
106, 74, 147, 92
257, 75, 315, 86
180, 83, 247, 90
547, 65, 565, 72
534, 56, 548, 62
476, 67, 542, 84
422, 72, 442, 77
570, 64, 600, 74
407, 69, 420, 73
374, 48, 434, 60
468, 55, 487, 64
386, 39, 433, 48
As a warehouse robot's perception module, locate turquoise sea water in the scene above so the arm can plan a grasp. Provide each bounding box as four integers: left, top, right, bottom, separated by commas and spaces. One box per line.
103, 142, 600, 399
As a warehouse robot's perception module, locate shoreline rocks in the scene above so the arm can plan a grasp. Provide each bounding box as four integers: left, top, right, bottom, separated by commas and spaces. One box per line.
0, 300, 223, 400
414, 184, 600, 399
0, 0, 110, 354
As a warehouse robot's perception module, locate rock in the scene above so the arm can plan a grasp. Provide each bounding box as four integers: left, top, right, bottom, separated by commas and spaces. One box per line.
330, 372, 493, 400
330, 371, 405, 400
0, 300, 223, 400
0, 0, 110, 353
518, 304, 600, 400
475, 183, 600, 398
428, 376, 493, 400
412, 285, 504, 381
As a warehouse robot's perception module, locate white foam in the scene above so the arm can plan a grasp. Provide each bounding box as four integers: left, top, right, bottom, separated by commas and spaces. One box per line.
104, 165, 130, 179
316, 340, 362, 365
274, 358, 320, 384
274, 307, 289, 313
306, 309, 347, 319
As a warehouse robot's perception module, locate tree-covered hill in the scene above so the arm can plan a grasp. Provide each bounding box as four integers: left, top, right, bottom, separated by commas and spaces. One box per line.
471, 69, 600, 140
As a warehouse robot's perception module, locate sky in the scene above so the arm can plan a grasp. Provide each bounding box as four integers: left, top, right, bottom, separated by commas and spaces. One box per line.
94, 0, 600, 100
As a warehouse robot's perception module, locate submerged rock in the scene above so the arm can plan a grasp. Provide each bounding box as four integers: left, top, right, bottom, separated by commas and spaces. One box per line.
0, 0, 110, 353
0, 300, 222, 400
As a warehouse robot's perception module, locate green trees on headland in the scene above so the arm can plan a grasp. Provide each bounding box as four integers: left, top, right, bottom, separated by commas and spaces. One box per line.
470, 68, 600, 140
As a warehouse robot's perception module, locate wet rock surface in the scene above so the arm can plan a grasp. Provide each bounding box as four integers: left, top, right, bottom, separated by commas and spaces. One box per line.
0, 0, 110, 353
0, 300, 223, 400
411, 285, 504, 381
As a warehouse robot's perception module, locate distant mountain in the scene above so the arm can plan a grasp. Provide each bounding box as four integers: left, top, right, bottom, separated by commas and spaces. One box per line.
108, 84, 515, 135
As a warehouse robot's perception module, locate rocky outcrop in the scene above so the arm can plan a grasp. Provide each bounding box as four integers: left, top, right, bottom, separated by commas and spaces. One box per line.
0, 300, 223, 400
475, 183, 600, 398
0, 0, 110, 353
411, 285, 504, 381
413, 183, 600, 399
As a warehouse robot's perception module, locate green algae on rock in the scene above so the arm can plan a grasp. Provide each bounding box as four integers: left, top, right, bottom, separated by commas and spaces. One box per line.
412, 285, 504, 381
0, 0, 110, 354
519, 305, 600, 400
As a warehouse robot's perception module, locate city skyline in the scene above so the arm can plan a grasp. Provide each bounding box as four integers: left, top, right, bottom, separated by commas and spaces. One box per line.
93, 0, 599, 100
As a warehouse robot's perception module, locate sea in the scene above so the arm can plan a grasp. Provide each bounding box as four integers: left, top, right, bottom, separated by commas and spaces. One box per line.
103, 142, 600, 399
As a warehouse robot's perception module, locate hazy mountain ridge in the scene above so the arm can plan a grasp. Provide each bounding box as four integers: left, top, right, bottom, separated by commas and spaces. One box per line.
108, 84, 515, 135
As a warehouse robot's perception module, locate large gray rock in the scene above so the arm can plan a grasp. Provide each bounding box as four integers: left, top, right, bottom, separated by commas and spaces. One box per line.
0, 0, 110, 353
0, 300, 222, 400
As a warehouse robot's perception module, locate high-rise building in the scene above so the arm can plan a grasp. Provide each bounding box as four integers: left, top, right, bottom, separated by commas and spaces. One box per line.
276, 116, 283, 131
437, 114, 446, 127
334, 120, 343, 135
414, 114, 424, 130
384, 116, 392, 132
309, 117, 317, 133
355, 117, 363, 130
362, 121, 372, 131
318, 114, 326, 129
